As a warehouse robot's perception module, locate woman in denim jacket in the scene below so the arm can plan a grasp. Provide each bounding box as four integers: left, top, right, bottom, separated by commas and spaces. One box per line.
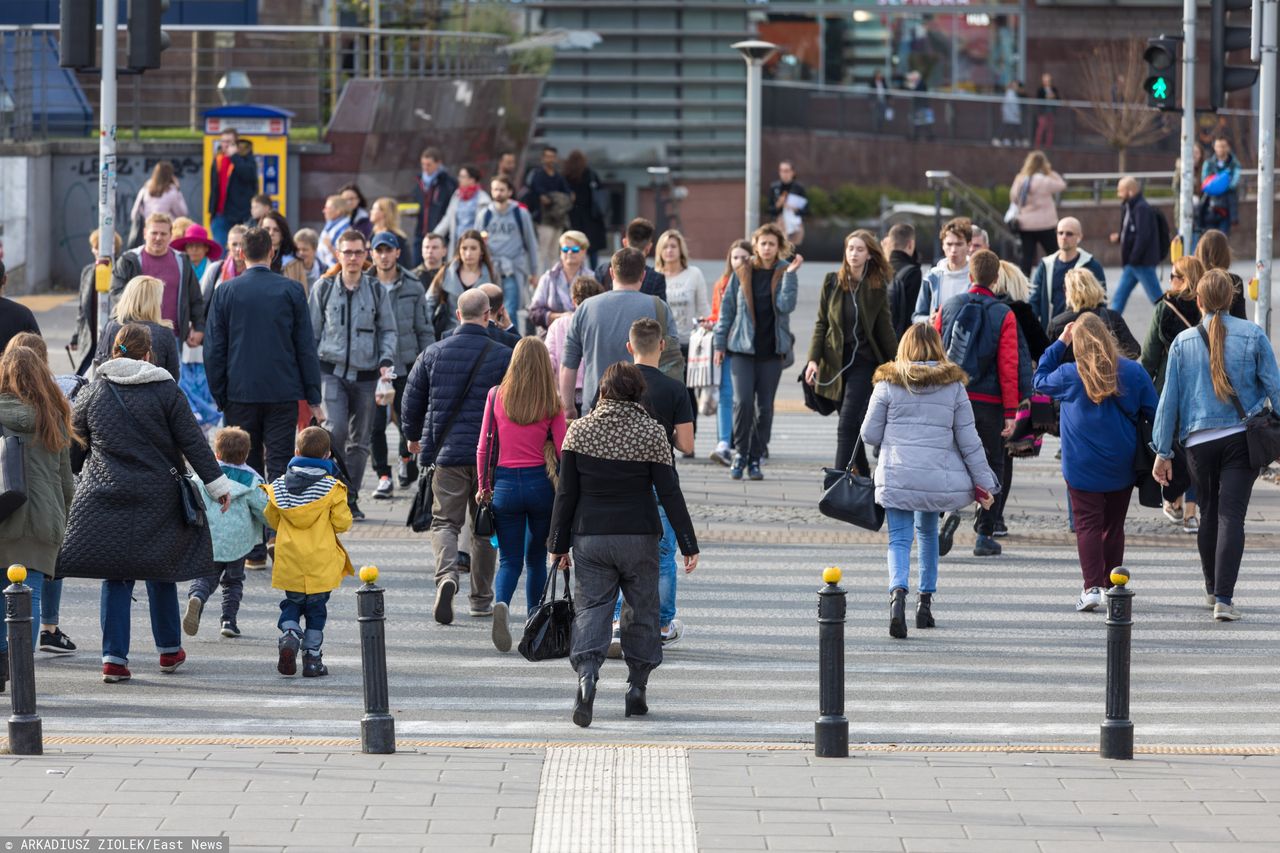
1152, 270, 1280, 622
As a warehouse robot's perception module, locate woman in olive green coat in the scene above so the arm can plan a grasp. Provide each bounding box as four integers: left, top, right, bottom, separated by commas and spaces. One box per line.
0, 345, 76, 690
804, 229, 898, 474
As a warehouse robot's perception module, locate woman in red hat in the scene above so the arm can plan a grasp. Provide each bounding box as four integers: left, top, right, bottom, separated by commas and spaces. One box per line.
170, 225, 223, 432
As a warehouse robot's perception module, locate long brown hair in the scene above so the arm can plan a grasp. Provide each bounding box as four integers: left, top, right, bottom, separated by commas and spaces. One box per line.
893, 324, 963, 385
0, 346, 78, 452
1171, 255, 1204, 299
562, 149, 588, 185
838, 230, 891, 292
1194, 229, 1232, 272
749, 222, 793, 266
431, 229, 497, 301
1073, 313, 1120, 405
146, 161, 176, 197
1198, 269, 1237, 401
498, 337, 561, 425
721, 240, 751, 282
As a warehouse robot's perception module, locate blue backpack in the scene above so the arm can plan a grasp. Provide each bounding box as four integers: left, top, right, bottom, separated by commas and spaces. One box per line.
944, 300, 990, 381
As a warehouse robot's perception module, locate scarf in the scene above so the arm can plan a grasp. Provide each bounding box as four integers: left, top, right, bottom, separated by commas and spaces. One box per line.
458, 185, 479, 202
562, 399, 673, 466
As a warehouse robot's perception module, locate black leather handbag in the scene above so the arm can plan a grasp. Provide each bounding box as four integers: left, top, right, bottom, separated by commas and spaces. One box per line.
819, 438, 885, 531
518, 568, 575, 662
0, 424, 28, 523
1129, 408, 1163, 509
107, 384, 204, 528
473, 391, 498, 540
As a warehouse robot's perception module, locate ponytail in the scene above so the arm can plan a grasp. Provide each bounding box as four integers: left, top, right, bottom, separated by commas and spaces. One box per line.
1198, 270, 1236, 401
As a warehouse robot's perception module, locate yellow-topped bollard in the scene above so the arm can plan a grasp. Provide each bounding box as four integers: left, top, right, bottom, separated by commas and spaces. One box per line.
355, 564, 394, 754
1110, 568, 1130, 587
816, 566, 848, 758
359, 565, 379, 584
7, 563, 27, 584
823, 566, 842, 585
3, 562, 42, 754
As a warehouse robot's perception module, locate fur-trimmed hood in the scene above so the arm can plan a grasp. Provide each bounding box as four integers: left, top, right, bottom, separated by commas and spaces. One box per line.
872, 360, 968, 389
96, 357, 175, 385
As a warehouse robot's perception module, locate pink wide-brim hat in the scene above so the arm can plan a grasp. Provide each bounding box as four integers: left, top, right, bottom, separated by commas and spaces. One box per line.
171, 224, 223, 261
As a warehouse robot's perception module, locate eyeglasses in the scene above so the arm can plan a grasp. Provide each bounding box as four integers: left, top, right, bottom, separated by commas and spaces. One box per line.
339, 249, 366, 257
560, 246, 582, 254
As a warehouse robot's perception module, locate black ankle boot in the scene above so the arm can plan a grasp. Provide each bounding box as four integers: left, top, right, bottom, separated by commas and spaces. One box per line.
573, 671, 598, 728
917, 593, 935, 629
0, 651, 7, 693
889, 588, 908, 639
625, 682, 648, 717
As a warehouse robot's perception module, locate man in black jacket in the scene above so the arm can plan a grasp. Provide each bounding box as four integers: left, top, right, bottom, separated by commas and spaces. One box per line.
0, 261, 41, 354
1109, 176, 1165, 314
478, 283, 520, 348
767, 161, 808, 247
885, 222, 922, 339
411, 147, 458, 267
207, 128, 259, 248
204, 226, 323, 483
110, 213, 205, 348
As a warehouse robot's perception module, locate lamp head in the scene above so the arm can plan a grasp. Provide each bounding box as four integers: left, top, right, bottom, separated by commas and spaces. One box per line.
732, 40, 779, 62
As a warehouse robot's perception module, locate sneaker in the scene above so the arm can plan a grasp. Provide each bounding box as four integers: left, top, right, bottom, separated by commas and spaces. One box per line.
992, 520, 1009, 538
661, 619, 684, 647
277, 631, 301, 675
730, 455, 745, 480
1214, 601, 1242, 621
182, 596, 203, 636
747, 461, 764, 481
302, 653, 329, 678
469, 605, 494, 618
102, 663, 131, 683
397, 457, 419, 488
938, 512, 961, 557
973, 534, 1001, 557
159, 649, 187, 673
606, 622, 623, 659
1076, 587, 1104, 612
38, 628, 76, 654
1205, 592, 1217, 609
373, 476, 394, 500
349, 501, 366, 522
492, 601, 512, 652
1162, 500, 1184, 523
244, 558, 268, 571
220, 619, 241, 638
1182, 515, 1200, 534
710, 444, 733, 467
434, 578, 457, 625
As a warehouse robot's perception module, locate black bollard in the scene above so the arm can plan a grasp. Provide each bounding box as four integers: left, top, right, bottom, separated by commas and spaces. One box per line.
5, 565, 43, 755
356, 566, 395, 754
1100, 567, 1134, 760
815, 567, 848, 758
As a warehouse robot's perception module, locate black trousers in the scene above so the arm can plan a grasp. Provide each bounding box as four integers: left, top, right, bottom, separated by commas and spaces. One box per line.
834, 361, 876, 475
370, 373, 409, 478
222, 400, 298, 482
1186, 432, 1256, 600
970, 401, 1005, 537
1018, 228, 1057, 276
729, 355, 783, 463
996, 452, 1014, 525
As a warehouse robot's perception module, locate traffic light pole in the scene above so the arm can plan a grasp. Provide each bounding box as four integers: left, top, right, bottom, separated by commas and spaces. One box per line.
1180, 0, 1198, 246
96, 0, 118, 320
1254, 0, 1276, 337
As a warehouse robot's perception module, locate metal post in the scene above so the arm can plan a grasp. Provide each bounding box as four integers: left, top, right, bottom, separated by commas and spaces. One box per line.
744, 58, 762, 238
1100, 567, 1134, 760
369, 0, 381, 78
1253, 0, 1276, 336
356, 566, 395, 754
96, 0, 118, 341
815, 567, 848, 759
5, 565, 43, 756
1179, 0, 1197, 247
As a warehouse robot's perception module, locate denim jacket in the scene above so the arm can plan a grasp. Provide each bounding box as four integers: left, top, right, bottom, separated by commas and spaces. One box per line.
1152, 313, 1280, 457
712, 259, 799, 356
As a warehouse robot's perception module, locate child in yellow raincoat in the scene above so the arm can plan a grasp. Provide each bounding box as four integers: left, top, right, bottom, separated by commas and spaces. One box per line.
262, 426, 353, 678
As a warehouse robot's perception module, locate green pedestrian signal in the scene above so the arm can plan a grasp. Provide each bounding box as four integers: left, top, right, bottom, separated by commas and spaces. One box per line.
1151, 77, 1168, 100
1144, 36, 1181, 112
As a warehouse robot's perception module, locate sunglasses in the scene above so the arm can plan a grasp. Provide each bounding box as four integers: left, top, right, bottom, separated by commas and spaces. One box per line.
560, 246, 582, 254
1171, 272, 1184, 280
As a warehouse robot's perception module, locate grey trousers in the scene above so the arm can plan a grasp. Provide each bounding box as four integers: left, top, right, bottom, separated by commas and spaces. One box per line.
570, 533, 662, 684
322, 373, 377, 500
430, 464, 496, 610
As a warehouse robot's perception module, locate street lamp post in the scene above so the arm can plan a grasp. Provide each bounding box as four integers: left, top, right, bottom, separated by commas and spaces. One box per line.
732, 40, 778, 239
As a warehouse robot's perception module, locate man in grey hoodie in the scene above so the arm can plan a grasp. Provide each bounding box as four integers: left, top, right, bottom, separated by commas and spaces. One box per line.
912, 217, 973, 324
479, 175, 539, 328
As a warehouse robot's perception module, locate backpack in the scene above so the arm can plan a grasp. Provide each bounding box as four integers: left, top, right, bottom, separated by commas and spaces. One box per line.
1153, 207, 1171, 262
479, 205, 530, 257
945, 300, 991, 381
651, 297, 687, 383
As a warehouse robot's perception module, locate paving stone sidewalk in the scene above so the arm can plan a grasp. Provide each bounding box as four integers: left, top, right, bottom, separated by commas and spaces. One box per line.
1, 743, 1278, 852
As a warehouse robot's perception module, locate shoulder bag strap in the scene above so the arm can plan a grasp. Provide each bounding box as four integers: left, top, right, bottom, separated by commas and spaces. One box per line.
1196, 325, 1248, 420
431, 339, 495, 464
483, 387, 500, 490
1164, 298, 1194, 330
105, 382, 183, 482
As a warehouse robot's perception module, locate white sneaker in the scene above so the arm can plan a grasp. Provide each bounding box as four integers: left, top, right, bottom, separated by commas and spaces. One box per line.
373, 476, 393, 500
661, 618, 684, 647
1075, 587, 1103, 612
606, 621, 622, 659
1213, 602, 1241, 621
1205, 593, 1217, 609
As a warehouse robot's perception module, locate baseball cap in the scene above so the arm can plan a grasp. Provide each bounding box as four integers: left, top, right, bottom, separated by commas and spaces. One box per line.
371, 231, 399, 250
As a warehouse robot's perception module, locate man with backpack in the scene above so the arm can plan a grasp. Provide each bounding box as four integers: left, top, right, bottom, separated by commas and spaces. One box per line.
479, 175, 539, 329
934, 249, 1030, 558
1109, 176, 1168, 314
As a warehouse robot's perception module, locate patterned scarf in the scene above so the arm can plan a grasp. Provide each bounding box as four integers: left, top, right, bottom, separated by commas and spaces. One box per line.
562, 399, 673, 466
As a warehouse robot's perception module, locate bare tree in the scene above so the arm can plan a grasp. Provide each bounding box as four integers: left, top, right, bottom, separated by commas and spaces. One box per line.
1072, 42, 1170, 172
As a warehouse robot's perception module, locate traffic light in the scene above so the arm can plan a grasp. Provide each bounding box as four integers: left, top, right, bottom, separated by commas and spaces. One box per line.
127, 0, 171, 72
1210, 0, 1259, 111
58, 0, 96, 70
1143, 36, 1179, 111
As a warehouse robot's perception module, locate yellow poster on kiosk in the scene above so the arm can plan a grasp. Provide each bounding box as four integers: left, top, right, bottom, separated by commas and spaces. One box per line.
202, 105, 292, 231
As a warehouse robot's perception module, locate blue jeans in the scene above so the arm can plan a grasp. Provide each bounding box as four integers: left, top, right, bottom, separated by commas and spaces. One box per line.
1110, 265, 1163, 313
0, 570, 44, 653
493, 465, 554, 612
613, 494, 678, 625
886, 509, 939, 594
41, 574, 61, 626
279, 591, 330, 654
210, 215, 230, 249
717, 355, 734, 445
501, 274, 522, 333
100, 579, 181, 665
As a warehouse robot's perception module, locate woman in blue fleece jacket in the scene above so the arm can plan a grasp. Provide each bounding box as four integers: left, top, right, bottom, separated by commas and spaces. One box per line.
1034, 312, 1157, 613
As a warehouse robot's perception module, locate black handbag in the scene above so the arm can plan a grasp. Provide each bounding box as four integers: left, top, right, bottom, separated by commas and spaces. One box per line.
1125, 404, 1163, 509
518, 567, 575, 662
1197, 326, 1280, 468
405, 341, 496, 532
799, 372, 838, 416
819, 438, 885, 531
0, 424, 28, 523
472, 390, 498, 539
107, 383, 206, 528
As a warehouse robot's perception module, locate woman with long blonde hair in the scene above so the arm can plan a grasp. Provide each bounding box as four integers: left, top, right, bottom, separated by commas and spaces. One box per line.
861, 323, 997, 639
476, 336, 568, 652
1046, 268, 1141, 359
95, 275, 180, 379
1035, 312, 1158, 613
370, 197, 408, 255
1010, 149, 1066, 275
1152, 270, 1280, 621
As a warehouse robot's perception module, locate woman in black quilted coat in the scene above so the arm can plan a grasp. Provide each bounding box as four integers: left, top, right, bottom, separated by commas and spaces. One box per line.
57, 323, 232, 684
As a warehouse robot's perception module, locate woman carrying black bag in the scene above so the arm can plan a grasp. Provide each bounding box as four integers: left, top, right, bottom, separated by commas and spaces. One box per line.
1152, 270, 1280, 622
548, 363, 699, 728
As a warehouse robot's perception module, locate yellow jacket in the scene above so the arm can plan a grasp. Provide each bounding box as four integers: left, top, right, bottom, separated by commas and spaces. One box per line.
263, 473, 353, 595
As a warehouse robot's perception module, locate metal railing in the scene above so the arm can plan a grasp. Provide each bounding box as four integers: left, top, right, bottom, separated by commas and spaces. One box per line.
0, 24, 509, 141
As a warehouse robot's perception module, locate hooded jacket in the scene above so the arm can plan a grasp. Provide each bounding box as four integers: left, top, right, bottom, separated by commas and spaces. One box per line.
911, 260, 970, 324
1028, 249, 1106, 329
263, 460, 353, 595
0, 396, 74, 578
379, 268, 434, 371
859, 360, 998, 513
202, 462, 268, 563
110, 247, 205, 339
425, 262, 495, 340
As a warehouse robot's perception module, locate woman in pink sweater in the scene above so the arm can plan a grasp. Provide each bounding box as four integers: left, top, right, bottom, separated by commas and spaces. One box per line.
477, 337, 568, 652
1010, 150, 1067, 276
